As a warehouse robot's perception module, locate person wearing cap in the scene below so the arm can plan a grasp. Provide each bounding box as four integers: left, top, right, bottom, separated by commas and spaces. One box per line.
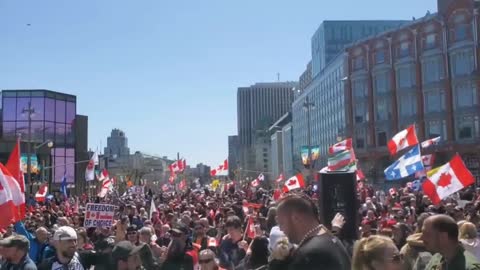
161, 223, 195, 270
37, 226, 102, 270
111, 241, 143, 270
0, 235, 37, 270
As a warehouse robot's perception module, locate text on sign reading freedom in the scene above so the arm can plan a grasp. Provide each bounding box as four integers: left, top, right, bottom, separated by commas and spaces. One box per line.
84, 203, 115, 228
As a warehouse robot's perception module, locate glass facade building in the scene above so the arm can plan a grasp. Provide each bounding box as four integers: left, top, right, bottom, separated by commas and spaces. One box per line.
311, 20, 408, 78
292, 54, 347, 170
1, 90, 78, 184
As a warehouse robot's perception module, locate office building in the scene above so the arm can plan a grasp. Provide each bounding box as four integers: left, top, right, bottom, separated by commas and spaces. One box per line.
0, 89, 88, 194
237, 82, 297, 177
104, 128, 130, 158
270, 112, 293, 178
292, 54, 347, 172
228, 135, 239, 178
344, 0, 480, 186
311, 20, 409, 78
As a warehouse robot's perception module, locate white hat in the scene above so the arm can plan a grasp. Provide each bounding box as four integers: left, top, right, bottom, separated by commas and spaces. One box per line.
53, 226, 77, 241
269, 226, 291, 251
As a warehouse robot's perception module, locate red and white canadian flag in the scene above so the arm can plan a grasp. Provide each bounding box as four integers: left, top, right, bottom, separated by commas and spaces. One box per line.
282, 174, 305, 193
0, 165, 15, 229
251, 179, 260, 188
210, 159, 228, 176
6, 139, 25, 220
422, 154, 435, 167
423, 154, 475, 205
35, 183, 48, 202
178, 179, 187, 190
388, 125, 419, 155
245, 216, 256, 239
421, 136, 441, 149
275, 173, 284, 183
169, 159, 186, 175
329, 138, 353, 155
168, 175, 175, 184
0, 164, 22, 223
356, 169, 365, 181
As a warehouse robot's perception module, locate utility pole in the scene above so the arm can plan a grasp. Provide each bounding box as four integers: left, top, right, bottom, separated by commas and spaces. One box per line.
304, 95, 315, 184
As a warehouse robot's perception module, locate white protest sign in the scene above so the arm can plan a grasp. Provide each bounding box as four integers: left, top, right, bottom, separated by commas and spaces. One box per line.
84, 203, 115, 228
130, 186, 145, 195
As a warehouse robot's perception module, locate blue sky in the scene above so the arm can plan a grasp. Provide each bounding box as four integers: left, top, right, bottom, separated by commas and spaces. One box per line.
1, 0, 437, 167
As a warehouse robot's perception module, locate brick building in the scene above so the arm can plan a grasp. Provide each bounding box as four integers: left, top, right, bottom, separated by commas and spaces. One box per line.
344, 0, 480, 187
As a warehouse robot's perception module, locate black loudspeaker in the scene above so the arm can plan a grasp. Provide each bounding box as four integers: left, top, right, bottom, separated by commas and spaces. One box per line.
318, 172, 359, 241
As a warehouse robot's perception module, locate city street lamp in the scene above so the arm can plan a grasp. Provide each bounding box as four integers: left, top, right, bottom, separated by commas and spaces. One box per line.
303, 95, 316, 183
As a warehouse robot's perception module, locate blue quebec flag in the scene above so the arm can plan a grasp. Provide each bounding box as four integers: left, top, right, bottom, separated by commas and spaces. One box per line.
384, 145, 424, 180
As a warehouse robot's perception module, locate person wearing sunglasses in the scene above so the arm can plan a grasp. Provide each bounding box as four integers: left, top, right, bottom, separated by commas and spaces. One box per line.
161, 223, 195, 270
352, 235, 404, 270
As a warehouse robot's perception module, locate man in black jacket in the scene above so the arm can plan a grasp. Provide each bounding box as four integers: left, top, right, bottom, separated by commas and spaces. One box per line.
274, 194, 351, 270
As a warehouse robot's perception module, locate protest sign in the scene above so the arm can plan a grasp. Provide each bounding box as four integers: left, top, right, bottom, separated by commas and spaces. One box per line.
84, 203, 115, 228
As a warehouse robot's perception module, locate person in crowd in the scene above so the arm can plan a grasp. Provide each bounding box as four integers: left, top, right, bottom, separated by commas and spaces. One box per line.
459, 221, 480, 260
399, 230, 432, 270
13, 222, 49, 264
160, 223, 195, 270
37, 226, 100, 270
236, 236, 269, 270
193, 221, 211, 251
3, 224, 15, 238
127, 225, 140, 246
76, 228, 93, 251
352, 235, 404, 270
218, 216, 246, 269
0, 235, 37, 270
266, 207, 277, 235
199, 249, 224, 270
156, 224, 171, 248
392, 223, 411, 250
111, 241, 143, 270
422, 214, 480, 270
274, 194, 351, 270
138, 227, 163, 257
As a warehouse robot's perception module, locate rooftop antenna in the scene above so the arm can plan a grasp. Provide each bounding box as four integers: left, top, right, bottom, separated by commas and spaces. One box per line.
277, 72, 280, 82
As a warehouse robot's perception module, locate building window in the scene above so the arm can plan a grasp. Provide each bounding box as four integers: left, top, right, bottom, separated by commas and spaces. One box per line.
456, 115, 480, 140
354, 101, 368, 124
451, 49, 474, 76
398, 42, 410, 58
396, 66, 415, 89
377, 131, 388, 146
375, 50, 386, 64
426, 120, 447, 139
355, 128, 366, 149
425, 33, 437, 50
375, 97, 392, 121
398, 94, 417, 117
422, 56, 444, 83
352, 79, 367, 98
353, 57, 365, 70
424, 90, 446, 113
374, 72, 390, 94
455, 82, 477, 109
454, 24, 469, 41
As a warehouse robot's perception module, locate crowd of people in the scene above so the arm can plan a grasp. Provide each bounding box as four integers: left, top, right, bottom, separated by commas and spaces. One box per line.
1, 180, 480, 270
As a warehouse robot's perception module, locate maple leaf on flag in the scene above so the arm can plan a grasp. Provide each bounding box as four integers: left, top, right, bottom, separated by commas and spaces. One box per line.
437, 173, 452, 188
288, 179, 296, 186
